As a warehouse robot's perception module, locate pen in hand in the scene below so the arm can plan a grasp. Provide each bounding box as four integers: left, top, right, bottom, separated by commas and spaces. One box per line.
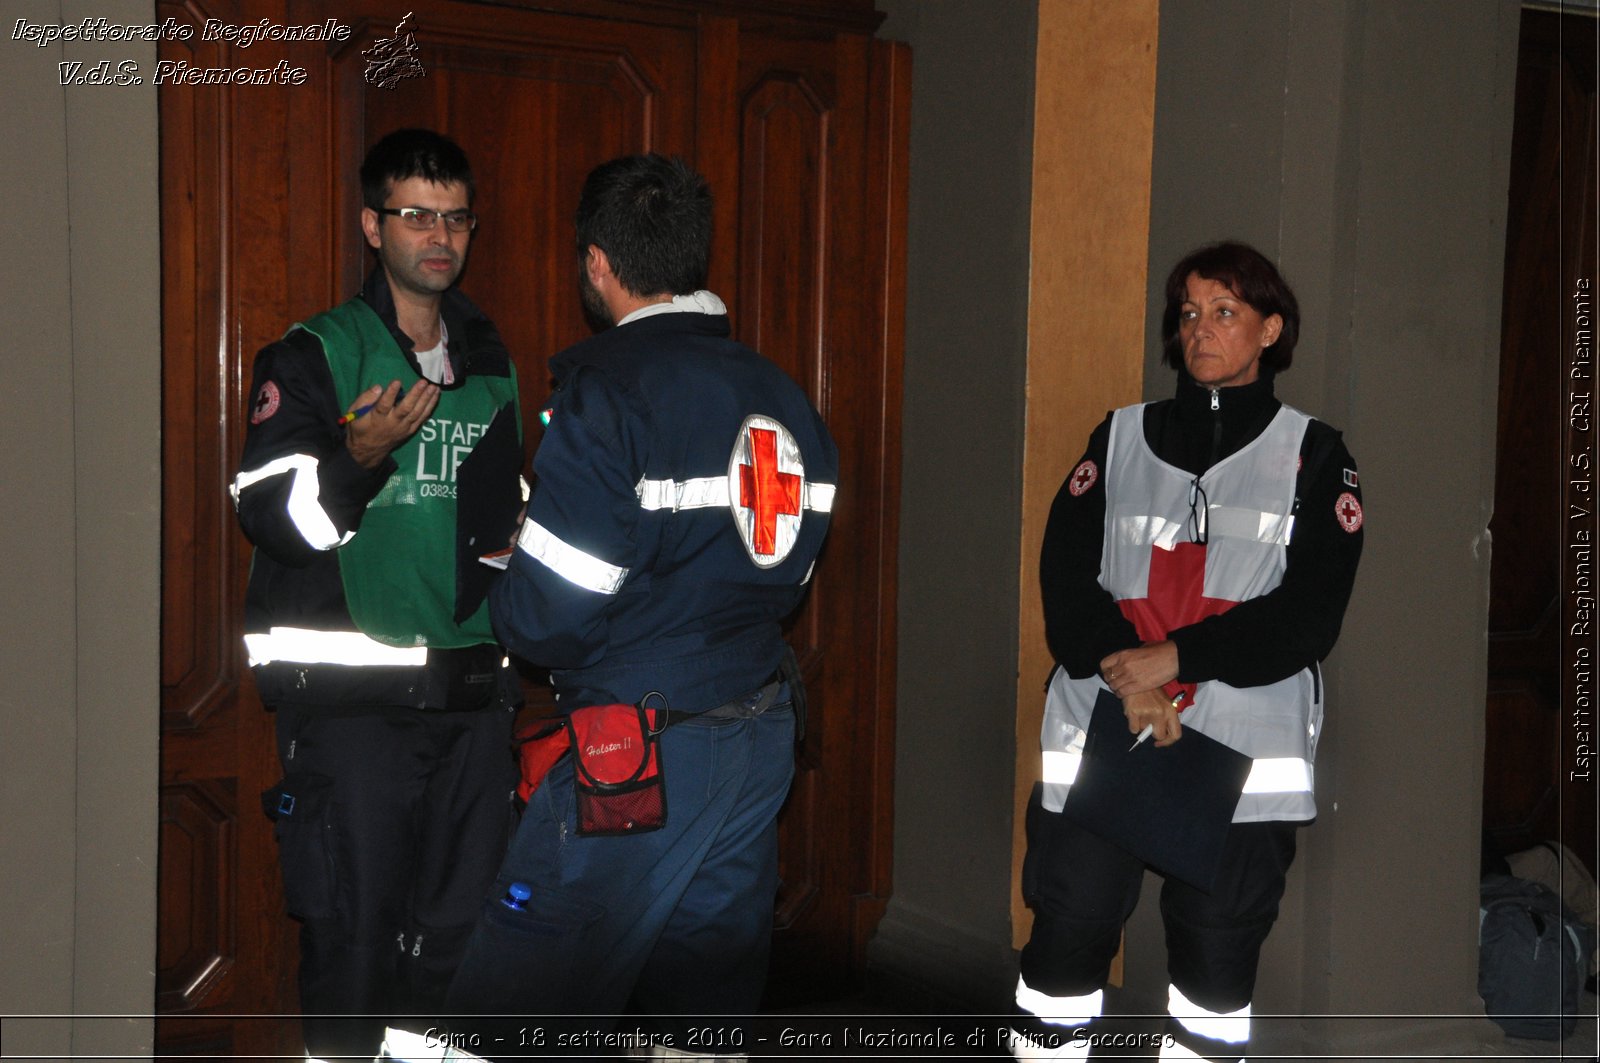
1129, 689, 1188, 750
339, 386, 405, 426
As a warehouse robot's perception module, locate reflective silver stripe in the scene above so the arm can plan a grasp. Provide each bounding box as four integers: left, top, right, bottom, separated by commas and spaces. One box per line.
1041, 750, 1082, 786
1015, 976, 1102, 1026
1009, 1031, 1090, 1062
635, 475, 836, 514
1114, 513, 1186, 550
1240, 757, 1312, 794
1042, 751, 1309, 795
517, 519, 628, 594
231, 454, 353, 551
245, 627, 427, 667
804, 481, 835, 512
1012, 978, 1098, 1060
1168, 983, 1250, 1044
636, 475, 730, 512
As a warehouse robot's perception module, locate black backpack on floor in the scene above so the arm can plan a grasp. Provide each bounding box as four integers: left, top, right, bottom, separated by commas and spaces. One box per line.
1478, 871, 1596, 1040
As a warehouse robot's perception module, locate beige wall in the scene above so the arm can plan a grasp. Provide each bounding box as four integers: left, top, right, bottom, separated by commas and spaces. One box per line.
872, 0, 1039, 1003
1124, 0, 1519, 1052
1012, 0, 1160, 950
0, 0, 160, 1056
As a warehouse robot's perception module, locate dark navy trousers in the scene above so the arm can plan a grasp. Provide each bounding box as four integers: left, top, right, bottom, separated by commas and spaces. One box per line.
1018, 787, 1297, 1055
444, 701, 795, 1045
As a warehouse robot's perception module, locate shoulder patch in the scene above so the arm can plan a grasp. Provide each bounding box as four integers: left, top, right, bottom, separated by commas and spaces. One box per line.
250, 380, 281, 424
730, 414, 805, 568
1068, 459, 1099, 497
1335, 491, 1364, 533
1343, 468, 1359, 487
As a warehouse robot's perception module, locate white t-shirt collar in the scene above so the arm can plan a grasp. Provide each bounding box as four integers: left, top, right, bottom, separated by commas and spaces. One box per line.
615, 290, 727, 327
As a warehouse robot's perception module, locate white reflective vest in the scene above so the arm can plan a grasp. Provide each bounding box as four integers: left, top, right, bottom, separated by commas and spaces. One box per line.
1040, 403, 1322, 823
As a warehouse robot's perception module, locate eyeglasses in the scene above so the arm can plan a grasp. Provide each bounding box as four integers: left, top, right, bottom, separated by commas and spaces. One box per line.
1187, 477, 1210, 544
376, 207, 478, 233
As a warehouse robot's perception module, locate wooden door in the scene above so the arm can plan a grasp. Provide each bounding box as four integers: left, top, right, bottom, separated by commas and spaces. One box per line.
157, 0, 906, 1053
1483, 7, 1597, 878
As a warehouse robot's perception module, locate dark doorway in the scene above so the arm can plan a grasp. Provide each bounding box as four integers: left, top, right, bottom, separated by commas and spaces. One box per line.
1483, 6, 1597, 878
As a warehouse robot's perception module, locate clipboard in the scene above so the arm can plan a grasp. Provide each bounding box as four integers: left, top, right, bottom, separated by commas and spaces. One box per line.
1060, 689, 1253, 892
453, 400, 523, 623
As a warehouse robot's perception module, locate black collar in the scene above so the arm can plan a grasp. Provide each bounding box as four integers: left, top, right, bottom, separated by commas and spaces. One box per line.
1173, 367, 1279, 417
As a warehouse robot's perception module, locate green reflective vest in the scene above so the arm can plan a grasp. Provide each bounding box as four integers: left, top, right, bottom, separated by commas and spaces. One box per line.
298, 297, 519, 648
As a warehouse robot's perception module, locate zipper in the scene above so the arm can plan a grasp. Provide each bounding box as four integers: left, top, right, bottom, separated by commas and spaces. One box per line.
1208, 388, 1223, 470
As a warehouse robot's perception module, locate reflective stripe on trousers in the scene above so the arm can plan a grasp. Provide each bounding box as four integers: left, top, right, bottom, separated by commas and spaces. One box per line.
1010, 975, 1098, 1061
1161, 983, 1249, 1062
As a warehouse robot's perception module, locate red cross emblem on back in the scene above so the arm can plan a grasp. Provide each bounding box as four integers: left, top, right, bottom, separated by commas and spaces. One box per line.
730, 415, 805, 567
1117, 542, 1240, 708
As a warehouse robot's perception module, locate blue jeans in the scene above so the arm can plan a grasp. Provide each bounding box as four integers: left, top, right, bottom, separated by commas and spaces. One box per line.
445, 701, 795, 1034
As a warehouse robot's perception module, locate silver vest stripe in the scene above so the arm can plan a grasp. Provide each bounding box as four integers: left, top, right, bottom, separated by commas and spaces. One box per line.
1240, 757, 1312, 794
1040, 750, 1312, 796
1042, 750, 1082, 785
245, 626, 428, 667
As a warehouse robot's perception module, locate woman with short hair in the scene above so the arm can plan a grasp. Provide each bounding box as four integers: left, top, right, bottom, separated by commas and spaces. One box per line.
1012, 242, 1364, 1061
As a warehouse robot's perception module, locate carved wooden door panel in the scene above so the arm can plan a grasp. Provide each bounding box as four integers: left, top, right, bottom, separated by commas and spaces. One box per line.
716, 24, 908, 1001
157, 3, 293, 1056
158, 0, 904, 1053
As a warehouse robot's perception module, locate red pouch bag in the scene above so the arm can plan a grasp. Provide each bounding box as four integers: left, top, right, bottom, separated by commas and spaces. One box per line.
514, 718, 571, 802
566, 699, 667, 835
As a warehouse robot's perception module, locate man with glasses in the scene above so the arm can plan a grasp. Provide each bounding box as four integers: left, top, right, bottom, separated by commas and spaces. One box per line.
232, 128, 522, 1063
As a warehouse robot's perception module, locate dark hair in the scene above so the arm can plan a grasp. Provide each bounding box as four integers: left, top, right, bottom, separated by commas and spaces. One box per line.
575, 154, 711, 297
1161, 241, 1300, 373
360, 129, 475, 210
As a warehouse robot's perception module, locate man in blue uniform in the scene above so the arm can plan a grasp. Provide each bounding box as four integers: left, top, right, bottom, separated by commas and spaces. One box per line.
444, 154, 838, 1047
232, 129, 522, 1062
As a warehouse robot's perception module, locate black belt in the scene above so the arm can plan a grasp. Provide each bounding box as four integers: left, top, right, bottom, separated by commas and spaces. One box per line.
657, 670, 786, 728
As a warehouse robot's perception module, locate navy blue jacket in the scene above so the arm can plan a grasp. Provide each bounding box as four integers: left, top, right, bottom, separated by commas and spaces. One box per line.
492, 307, 838, 712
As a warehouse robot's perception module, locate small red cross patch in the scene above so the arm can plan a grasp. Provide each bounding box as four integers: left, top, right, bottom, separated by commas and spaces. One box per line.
1336, 491, 1363, 533
1068, 459, 1099, 497
251, 380, 281, 424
